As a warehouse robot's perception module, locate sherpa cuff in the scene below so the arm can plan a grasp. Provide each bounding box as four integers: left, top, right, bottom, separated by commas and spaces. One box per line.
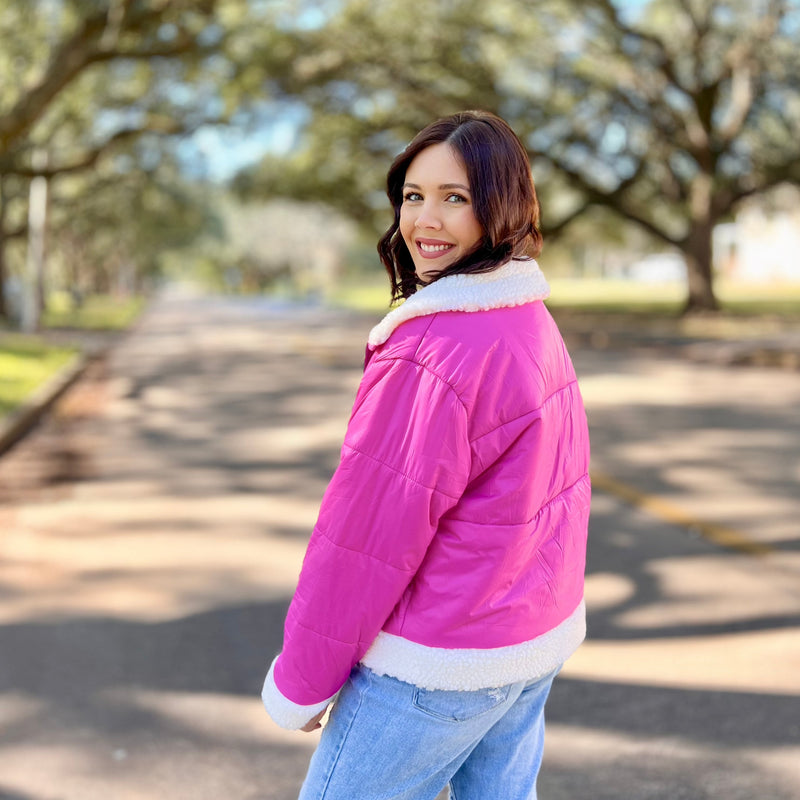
261, 657, 336, 731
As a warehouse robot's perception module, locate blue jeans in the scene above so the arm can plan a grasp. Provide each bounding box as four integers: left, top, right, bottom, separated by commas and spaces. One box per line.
298, 665, 558, 800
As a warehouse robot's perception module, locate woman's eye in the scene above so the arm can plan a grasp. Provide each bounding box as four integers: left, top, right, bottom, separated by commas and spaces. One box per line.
446, 193, 467, 204
403, 191, 422, 202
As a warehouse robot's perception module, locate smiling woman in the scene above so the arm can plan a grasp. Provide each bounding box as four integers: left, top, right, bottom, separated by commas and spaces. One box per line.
379, 110, 544, 300
261, 110, 591, 800
399, 142, 484, 283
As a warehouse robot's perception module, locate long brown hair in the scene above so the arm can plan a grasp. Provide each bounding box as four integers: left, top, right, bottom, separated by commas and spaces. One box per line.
377, 110, 543, 301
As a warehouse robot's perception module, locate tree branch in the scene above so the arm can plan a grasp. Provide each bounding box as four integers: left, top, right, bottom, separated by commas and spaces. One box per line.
675, 0, 709, 39
586, 0, 685, 90
576, 1, 712, 154
1, 222, 28, 241
541, 200, 594, 240
716, 5, 785, 144
536, 150, 683, 248
3, 113, 224, 179
0, 10, 109, 152
725, 160, 800, 209
0, 2, 216, 154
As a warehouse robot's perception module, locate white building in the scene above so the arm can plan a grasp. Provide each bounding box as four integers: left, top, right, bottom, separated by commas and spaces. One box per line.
714, 202, 800, 283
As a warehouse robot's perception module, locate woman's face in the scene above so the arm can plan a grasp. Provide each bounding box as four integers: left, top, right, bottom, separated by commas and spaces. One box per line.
399, 142, 483, 282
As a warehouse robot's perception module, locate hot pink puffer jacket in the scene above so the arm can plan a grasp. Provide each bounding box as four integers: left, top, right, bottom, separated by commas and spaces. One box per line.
262, 260, 591, 730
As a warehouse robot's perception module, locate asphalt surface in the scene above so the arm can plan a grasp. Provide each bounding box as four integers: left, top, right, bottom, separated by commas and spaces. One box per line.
0, 288, 798, 800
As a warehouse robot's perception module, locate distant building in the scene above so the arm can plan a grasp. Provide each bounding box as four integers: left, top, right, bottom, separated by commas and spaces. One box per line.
625, 252, 686, 283
714, 204, 800, 282
623, 190, 800, 284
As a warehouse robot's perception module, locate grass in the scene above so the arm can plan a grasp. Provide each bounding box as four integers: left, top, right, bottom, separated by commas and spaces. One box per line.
327, 280, 396, 314
42, 292, 146, 330
545, 278, 800, 340
328, 276, 800, 337
0, 335, 78, 418
546, 278, 685, 313
0, 292, 146, 421
547, 278, 800, 316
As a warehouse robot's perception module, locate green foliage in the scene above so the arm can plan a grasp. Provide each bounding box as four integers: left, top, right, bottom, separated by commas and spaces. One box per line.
0, 0, 247, 322
3, 0, 799, 320
233, 0, 543, 234
45, 152, 224, 297
233, 0, 800, 311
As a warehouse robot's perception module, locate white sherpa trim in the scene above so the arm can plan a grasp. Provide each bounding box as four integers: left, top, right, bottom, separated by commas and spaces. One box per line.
368, 258, 550, 347
360, 600, 585, 691
261, 657, 337, 730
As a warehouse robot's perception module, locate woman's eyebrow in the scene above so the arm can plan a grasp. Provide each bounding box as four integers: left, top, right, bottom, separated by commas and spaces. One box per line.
403, 182, 471, 192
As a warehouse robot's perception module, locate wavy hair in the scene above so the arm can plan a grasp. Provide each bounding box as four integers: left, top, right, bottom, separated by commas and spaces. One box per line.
377, 110, 543, 301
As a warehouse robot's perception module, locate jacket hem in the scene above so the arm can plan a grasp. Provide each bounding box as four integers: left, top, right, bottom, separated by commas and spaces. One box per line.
360, 600, 586, 691
261, 657, 337, 730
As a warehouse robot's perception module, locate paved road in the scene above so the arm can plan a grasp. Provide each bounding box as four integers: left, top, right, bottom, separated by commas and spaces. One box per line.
0, 289, 798, 800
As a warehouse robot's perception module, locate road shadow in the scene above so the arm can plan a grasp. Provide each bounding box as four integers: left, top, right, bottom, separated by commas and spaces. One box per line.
2, 297, 798, 799
0, 597, 797, 799
573, 347, 800, 554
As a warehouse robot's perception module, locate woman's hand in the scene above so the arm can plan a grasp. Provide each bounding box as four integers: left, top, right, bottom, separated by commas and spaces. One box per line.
300, 706, 329, 733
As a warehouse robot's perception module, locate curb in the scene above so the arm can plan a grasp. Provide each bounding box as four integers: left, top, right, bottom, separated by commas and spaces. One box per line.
0, 298, 148, 460
0, 350, 95, 458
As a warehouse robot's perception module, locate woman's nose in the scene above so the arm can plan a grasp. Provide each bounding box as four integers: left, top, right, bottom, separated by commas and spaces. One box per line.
414, 204, 442, 230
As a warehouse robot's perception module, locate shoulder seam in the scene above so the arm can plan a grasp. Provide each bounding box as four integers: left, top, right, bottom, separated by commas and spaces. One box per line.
371, 350, 468, 415
470, 378, 580, 443
342, 442, 464, 501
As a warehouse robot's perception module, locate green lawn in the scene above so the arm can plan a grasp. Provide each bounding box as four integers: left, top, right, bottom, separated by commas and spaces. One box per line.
545, 278, 800, 340
547, 277, 800, 317
1, 293, 146, 421
42, 292, 146, 330
329, 276, 800, 332
0, 336, 78, 418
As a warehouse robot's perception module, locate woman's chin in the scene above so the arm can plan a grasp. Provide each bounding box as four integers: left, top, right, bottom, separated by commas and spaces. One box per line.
416, 263, 449, 283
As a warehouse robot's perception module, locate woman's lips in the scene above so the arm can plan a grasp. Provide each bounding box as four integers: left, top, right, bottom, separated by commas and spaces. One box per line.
415, 239, 455, 259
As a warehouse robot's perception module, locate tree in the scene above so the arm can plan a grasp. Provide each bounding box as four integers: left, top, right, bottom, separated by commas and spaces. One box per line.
0, 0, 226, 168
46, 144, 223, 299
0, 0, 237, 321
235, 0, 800, 312
0, 174, 27, 318
528, 0, 800, 311
232, 0, 516, 233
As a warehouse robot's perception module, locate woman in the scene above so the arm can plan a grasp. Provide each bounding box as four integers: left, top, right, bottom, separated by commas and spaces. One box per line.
262, 110, 591, 800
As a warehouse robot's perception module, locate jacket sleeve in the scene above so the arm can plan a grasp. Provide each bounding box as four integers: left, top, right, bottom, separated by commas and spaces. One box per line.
262, 352, 471, 729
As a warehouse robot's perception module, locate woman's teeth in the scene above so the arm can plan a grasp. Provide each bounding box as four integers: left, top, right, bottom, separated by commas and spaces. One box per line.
420, 243, 451, 253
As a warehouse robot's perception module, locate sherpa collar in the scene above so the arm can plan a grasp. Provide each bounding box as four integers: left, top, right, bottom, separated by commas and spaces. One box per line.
367, 258, 550, 347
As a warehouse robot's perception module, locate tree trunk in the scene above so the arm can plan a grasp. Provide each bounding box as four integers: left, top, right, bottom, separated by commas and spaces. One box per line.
683, 225, 719, 313
0, 239, 7, 321
682, 175, 720, 313
22, 167, 48, 332
0, 176, 7, 320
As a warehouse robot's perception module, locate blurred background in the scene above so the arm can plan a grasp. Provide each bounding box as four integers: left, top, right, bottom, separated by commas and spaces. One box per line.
1, 2, 800, 799
2, 0, 799, 348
